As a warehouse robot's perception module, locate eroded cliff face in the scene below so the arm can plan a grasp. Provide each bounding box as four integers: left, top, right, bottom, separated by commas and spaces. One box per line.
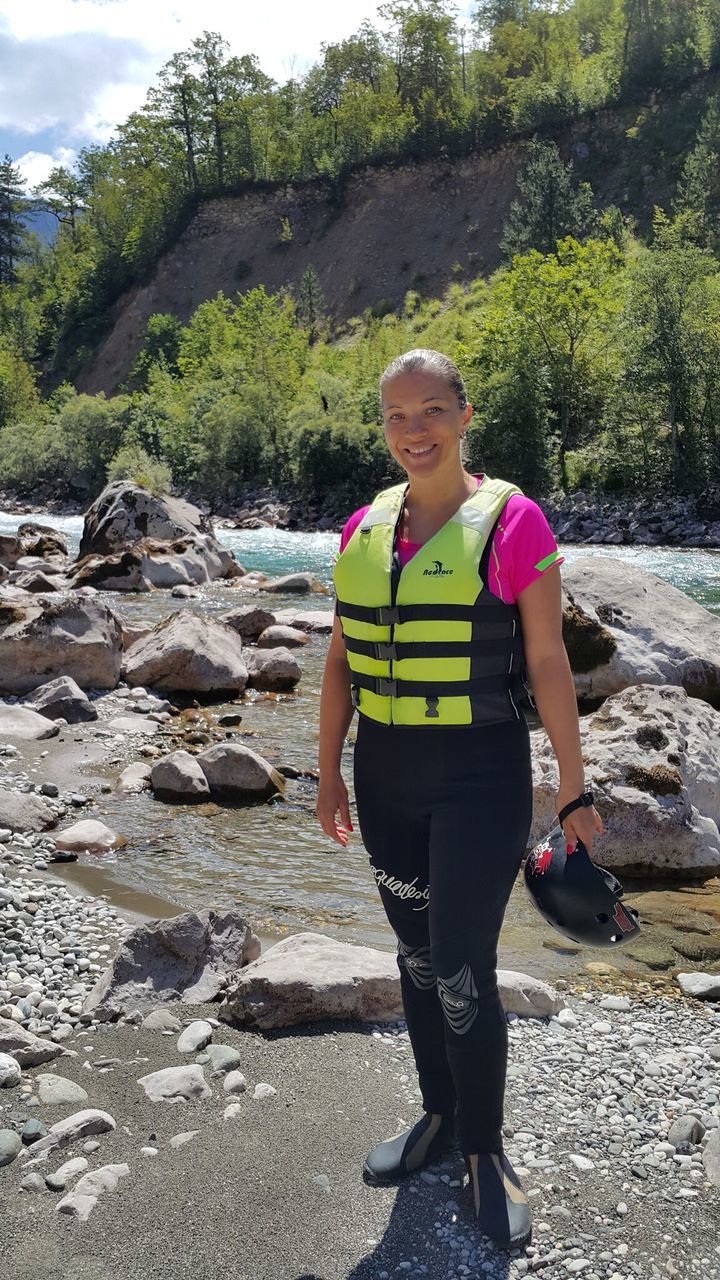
78, 76, 715, 396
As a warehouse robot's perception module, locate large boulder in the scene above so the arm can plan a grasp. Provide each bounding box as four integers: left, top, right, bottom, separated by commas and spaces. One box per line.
54, 820, 126, 853
562, 557, 720, 707
122, 612, 248, 695
15, 521, 69, 560
0, 1019, 66, 1066
197, 743, 285, 802
27, 675, 98, 724
219, 932, 404, 1030
531, 683, 720, 875
82, 908, 261, 1021
0, 706, 59, 740
78, 483, 242, 584
80, 482, 215, 558
245, 646, 301, 692
257, 625, 309, 649
272, 609, 334, 633
72, 550, 151, 593
0, 598, 123, 693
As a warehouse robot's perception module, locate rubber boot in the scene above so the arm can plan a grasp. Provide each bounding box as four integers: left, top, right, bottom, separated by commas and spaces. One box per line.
464, 1149, 532, 1249
363, 1112, 458, 1184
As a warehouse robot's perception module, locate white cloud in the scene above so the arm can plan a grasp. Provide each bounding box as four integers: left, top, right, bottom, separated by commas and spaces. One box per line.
15, 147, 78, 190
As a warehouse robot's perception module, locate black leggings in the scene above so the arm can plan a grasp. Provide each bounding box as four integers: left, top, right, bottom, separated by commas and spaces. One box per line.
353, 714, 533, 1156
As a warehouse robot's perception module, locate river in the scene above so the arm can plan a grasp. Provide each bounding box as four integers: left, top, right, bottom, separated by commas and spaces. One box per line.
2, 511, 720, 983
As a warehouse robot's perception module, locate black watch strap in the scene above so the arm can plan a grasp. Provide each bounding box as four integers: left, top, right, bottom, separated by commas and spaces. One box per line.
557, 791, 594, 826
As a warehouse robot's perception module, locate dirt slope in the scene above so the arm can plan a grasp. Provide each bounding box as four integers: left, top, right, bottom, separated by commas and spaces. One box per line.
79, 75, 716, 396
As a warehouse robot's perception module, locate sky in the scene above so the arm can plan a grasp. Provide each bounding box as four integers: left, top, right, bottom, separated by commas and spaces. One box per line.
1, 0, 473, 192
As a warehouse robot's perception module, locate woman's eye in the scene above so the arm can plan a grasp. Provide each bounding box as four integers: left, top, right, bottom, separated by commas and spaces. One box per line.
426, 406, 441, 414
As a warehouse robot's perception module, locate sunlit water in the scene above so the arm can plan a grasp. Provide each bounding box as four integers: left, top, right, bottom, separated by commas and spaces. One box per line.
3, 508, 720, 979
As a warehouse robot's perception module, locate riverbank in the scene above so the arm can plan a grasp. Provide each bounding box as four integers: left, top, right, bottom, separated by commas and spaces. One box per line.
3, 484, 720, 546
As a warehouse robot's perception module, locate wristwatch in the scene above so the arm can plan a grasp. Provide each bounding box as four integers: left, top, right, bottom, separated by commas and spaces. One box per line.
557, 791, 594, 826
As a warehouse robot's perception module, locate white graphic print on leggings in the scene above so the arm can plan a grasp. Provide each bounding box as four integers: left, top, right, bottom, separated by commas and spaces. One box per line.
396, 939, 435, 990
437, 963, 479, 1034
371, 863, 429, 911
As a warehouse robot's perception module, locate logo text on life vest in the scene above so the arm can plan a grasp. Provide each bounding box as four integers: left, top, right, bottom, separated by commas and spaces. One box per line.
423, 560, 453, 577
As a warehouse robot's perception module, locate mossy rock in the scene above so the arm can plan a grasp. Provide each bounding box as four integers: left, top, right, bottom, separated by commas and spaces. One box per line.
625, 939, 676, 970
625, 763, 682, 796
562, 600, 617, 674
635, 725, 670, 751
672, 931, 720, 963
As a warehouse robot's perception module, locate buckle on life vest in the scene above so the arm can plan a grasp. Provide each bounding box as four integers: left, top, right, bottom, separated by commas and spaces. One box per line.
425, 696, 440, 719
350, 684, 361, 709
376, 678, 398, 697
375, 606, 400, 625
375, 642, 397, 661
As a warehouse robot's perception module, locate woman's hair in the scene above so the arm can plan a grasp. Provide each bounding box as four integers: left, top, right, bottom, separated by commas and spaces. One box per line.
379, 348, 468, 411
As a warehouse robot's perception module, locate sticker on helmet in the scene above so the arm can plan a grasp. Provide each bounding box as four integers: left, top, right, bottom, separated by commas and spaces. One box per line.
529, 843, 552, 875
612, 902, 635, 933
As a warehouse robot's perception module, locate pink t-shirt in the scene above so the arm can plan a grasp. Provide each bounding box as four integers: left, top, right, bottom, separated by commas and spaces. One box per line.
338, 475, 564, 604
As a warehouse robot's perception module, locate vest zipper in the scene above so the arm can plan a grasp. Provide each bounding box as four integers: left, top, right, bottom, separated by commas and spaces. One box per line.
388, 492, 407, 727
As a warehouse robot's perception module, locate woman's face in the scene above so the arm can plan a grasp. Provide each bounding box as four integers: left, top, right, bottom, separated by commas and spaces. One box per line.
381, 369, 472, 480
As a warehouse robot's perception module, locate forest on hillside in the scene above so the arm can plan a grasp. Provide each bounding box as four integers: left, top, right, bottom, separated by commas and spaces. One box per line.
1, 1, 720, 509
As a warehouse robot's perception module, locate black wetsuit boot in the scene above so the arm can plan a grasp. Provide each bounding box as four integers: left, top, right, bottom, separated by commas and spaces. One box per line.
363, 1111, 458, 1184
464, 1149, 532, 1248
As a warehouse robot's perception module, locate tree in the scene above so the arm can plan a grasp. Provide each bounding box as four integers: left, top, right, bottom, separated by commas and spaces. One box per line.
501, 137, 597, 259
32, 166, 85, 238
0, 155, 28, 284
676, 95, 720, 251
295, 265, 325, 342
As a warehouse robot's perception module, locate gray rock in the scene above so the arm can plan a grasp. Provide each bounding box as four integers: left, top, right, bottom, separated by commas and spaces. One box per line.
0, 598, 123, 693
29, 1109, 116, 1155
244, 645, 301, 692
27, 675, 98, 723
257, 624, 309, 649
260, 573, 326, 594
271, 609, 334, 634
219, 931, 404, 1031
677, 972, 720, 1000
497, 971, 565, 1017
197, 743, 285, 802
0, 1018, 65, 1066
56, 1163, 129, 1219
0, 705, 60, 740
54, 819, 126, 853
45, 1156, 89, 1191
177, 1020, 213, 1054
223, 1071, 247, 1094
169, 1130, 200, 1149
82, 908, 261, 1020
150, 751, 211, 802
668, 1115, 706, 1147
0, 1128, 22, 1166
203, 1044, 242, 1075
80, 483, 214, 557
704, 1127, 720, 1187
0, 1051, 22, 1087
36, 1074, 90, 1106
116, 762, 153, 794
141, 1008, 182, 1033
21, 1118, 48, 1145
221, 606, 276, 640
19, 1172, 48, 1193
562, 557, 720, 705
122, 612, 248, 695
0, 790, 60, 834
137, 1064, 211, 1103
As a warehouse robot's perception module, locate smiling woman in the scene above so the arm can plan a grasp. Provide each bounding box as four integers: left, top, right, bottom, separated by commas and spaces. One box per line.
316, 345, 603, 1251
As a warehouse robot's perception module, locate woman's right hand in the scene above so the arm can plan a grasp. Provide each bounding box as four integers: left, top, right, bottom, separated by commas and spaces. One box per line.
316, 770, 353, 848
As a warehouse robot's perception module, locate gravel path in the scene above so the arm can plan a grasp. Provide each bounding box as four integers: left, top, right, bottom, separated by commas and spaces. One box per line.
1, 825, 719, 1280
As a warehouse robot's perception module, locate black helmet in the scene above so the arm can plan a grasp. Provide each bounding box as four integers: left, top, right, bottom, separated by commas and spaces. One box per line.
524, 824, 640, 948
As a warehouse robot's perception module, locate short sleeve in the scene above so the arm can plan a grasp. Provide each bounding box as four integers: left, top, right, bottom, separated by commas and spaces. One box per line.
338, 505, 371, 554
490, 496, 564, 603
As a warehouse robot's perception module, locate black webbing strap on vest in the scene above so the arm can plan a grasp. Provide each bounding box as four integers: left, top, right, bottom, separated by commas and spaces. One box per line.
336, 600, 515, 625
342, 634, 523, 661
349, 671, 512, 699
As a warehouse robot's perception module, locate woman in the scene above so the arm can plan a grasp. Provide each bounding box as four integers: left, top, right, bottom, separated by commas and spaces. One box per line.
315, 348, 603, 1250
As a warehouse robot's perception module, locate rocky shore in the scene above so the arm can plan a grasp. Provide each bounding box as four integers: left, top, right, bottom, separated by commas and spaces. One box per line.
3, 483, 720, 546
0, 818, 719, 1280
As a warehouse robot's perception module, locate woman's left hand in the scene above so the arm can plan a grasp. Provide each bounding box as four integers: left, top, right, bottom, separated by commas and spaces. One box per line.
554, 786, 604, 859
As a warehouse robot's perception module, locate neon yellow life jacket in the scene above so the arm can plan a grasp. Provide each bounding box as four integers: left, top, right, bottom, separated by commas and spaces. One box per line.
333, 477, 535, 727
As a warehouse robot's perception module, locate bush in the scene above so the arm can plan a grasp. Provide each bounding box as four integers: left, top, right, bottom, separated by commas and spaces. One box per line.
107, 444, 173, 495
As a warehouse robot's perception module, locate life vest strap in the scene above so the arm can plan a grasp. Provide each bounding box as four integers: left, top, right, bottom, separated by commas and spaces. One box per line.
350, 671, 513, 699
336, 600, 515, 625
343, 635, 524, 661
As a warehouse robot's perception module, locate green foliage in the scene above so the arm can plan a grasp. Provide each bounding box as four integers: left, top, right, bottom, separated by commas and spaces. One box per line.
501, 138, 598, 259
106, 443, 172, 494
